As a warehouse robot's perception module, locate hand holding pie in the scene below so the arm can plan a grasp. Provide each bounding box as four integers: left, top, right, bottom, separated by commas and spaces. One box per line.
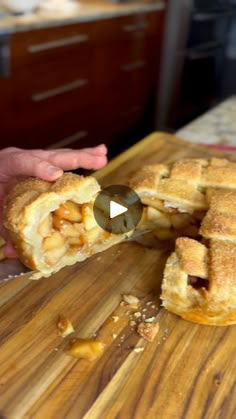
0, 145, 107, 260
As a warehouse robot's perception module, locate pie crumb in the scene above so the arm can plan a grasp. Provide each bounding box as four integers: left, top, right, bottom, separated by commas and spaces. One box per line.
133, 347, 145, 353
145, 317, 156, 323
137, 322, 160, 342
57, 316, 74, 338
112, 316, 119, 323
123, 294, 140, 305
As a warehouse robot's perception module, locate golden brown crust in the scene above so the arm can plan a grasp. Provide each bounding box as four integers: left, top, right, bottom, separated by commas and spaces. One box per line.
3, 172, 128, 279
4, 157, 236, 326
170, 159, 206, 185
129, 164, 169, 195
129, 157, 236, 326
161, 239, 236, 326
175, 237, 208, 279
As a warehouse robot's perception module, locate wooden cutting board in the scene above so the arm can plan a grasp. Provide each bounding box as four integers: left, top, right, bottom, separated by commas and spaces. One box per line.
0, 132, 236, 419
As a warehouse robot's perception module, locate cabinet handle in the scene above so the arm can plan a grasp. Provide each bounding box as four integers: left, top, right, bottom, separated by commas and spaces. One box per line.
121, 61, 146, 72
123, 22, 149, 32
28, 34, 89, 53
47, 130, 88, 149
187, 48, 220, 60
32, 79, 88, 102
193, 10, 236, 22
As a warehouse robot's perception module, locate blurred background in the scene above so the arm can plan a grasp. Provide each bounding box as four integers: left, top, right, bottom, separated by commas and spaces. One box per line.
0, 0, 236, 159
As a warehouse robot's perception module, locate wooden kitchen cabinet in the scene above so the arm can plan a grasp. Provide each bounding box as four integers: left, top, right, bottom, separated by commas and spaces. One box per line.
0, 9, 165, 150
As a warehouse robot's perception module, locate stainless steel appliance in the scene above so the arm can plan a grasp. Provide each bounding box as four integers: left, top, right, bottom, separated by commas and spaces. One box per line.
0, 34, 10, 78
156, 0, 236, 130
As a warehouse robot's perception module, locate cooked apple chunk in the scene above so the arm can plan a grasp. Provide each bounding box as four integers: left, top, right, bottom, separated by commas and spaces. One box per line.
38, 214, 53, 236
54, 201, 82, 222
43, 231, 65, 251
67, 338, 104, 361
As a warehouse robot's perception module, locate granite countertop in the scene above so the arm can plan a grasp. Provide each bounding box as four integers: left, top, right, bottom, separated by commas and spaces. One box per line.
176, 96, 236, 150
0, 0, 165, 34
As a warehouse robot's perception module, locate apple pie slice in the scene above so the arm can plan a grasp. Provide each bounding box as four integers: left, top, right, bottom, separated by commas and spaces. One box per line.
3, 173, 127, 279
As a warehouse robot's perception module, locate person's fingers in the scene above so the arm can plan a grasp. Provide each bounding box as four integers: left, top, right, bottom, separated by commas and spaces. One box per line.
46, 150, 108, 170
2, 152, 63, 181
3, 241, 18, 259
30, 144, 108, 160
83, 144, 107, 156
0, 222, 18, 259
29, 148, 107, 170
1, 147, 21, 154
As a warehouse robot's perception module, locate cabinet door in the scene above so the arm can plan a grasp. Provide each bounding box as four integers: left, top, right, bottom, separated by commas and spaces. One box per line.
94, 10, 165, 141
0, 23, 97, 148
0, 10, 165, 149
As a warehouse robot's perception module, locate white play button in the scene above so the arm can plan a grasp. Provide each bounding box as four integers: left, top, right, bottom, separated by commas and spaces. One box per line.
93, 185, 143, 234
110, 200, 128, 219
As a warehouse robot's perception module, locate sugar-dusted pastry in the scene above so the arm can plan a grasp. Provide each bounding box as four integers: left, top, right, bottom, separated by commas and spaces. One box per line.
130, 158, 236, 325
161, 237, 236, 325
3, 173, 126, 279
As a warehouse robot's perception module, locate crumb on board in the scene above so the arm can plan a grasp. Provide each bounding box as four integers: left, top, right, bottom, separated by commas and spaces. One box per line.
57, 317, 75, 338
112, 316, 119, 323
145, 317, 156, 323
123, 294, 140, 305
133, 347, 145, 353
67, 338, 105, 361
137, 322, 160, 342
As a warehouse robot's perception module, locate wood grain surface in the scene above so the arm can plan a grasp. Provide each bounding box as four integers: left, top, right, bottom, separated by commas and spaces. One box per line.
0, 132, 236, 419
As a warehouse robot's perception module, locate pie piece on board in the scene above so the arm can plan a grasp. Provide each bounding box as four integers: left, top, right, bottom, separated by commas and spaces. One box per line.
130, 158, 236, 326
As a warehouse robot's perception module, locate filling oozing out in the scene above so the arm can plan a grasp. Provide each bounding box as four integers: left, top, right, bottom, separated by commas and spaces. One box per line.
38, 200, 108, 266
141, 199, 205, 241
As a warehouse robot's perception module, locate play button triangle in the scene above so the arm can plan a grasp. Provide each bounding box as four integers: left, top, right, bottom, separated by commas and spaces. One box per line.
110, 201, 128, 219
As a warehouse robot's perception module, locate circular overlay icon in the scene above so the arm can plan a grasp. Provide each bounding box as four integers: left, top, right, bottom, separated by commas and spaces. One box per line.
93, 185, 143, 235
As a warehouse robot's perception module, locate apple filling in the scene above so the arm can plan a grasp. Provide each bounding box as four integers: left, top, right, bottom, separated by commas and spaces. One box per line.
139, 203, 203, 241
39, 200, 107, 267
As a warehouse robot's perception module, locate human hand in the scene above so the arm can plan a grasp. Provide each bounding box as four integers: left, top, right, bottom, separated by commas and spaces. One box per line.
0, 144, 107, 259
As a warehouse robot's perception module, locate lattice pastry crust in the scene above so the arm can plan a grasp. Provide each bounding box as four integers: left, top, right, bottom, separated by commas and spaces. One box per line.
130, 158, 236, 325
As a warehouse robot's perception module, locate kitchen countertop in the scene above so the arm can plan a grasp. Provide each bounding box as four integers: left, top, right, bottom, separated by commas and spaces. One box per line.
176, 96, 236, 148
0, 0, 165, 34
